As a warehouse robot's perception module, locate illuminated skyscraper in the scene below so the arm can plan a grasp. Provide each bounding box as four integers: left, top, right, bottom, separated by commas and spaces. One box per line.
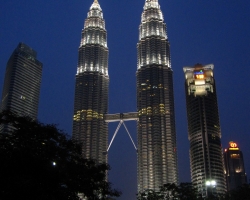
224, 142, 247, 191
137, 0, 178, 191
1, 42, 42, 121
72, 0, 109, 164
183, 64, 226, 197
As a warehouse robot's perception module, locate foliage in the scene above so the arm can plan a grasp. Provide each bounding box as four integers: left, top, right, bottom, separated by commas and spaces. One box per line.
137, 189, 163, 200
0, 111, 121, 200
137, 182, 201, 200
138, 182, 250, 200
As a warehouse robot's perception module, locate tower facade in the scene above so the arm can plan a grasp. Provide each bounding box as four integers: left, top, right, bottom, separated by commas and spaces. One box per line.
72, 0, 109, 164
1, 42, 42, 119
224, 142, 247, 191
183, 64, 226, 197
136, 0, 178, 192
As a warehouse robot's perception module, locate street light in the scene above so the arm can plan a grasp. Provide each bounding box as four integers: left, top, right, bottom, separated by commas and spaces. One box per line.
206, 180, 216, 187
206, 180, 216, 198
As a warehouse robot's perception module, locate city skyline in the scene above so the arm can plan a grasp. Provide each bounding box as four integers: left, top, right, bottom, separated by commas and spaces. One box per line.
1, 0, 250, 199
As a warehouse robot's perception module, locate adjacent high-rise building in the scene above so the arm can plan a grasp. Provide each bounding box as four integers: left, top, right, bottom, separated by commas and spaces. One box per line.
72, 0, 109, 164
183, 64, 226, 197
136, 0, 178, 192
1, 42, 42, 121
224, 141, 247, 191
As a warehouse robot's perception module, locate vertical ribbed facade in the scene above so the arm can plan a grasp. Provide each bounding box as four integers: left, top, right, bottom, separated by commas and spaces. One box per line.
183, 64, 226, 197
224, 142, 247, 191
137, 0, 178, 192
1, 42, 42, 121
72, 0, 109, 164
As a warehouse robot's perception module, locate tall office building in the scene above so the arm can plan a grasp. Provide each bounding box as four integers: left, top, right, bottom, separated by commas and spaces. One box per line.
136, 0, 178, 192
1, 42, 42, 121
224, 141, 247, 191
183, 64, 226, 197
72, 0, 109, 164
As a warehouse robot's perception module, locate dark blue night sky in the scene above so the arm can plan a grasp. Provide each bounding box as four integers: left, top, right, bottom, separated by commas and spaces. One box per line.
1, 1, 250, 199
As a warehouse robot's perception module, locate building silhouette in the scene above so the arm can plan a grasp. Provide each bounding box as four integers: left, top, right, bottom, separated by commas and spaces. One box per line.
136, 0, 178, 191
1, 42, 42, 124
183, 64, 226, 197
72, 0, 109, 164
224, 141, 247, 191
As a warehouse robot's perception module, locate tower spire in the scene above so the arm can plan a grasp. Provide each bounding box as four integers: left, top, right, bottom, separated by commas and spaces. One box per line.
90, 0, 101, 10
144, 0, 160, 9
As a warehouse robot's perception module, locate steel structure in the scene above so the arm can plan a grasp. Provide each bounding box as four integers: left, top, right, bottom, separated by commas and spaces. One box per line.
183, 64, 226, 197
72, 0, 109, 164
136, 0, 178, 192
105, 113, 138, 152
1, 43, 42, 131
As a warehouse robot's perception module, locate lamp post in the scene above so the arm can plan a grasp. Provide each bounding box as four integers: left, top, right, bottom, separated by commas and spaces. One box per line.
206, 180, 216, 199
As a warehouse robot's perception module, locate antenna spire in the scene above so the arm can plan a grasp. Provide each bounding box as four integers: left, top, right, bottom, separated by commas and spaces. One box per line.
90, 0, 101, 10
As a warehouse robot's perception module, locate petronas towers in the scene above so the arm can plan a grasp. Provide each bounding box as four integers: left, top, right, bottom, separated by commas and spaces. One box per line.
137, 0, 178, 190
72, 0, 109, 164
72, 0, 178, 193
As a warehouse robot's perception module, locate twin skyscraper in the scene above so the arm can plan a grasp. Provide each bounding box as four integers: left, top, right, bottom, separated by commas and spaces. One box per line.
71, 0, 230, 197
72, 0, 178, 194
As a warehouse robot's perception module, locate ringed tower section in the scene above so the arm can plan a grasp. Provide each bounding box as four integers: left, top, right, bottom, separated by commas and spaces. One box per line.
137, 0, 178, 192
72, 0, 109, 164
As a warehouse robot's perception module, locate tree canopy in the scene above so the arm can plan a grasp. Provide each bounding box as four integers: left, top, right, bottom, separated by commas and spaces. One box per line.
137, 183, 202, 200
0, 111, 121, 200
137, 182, 250, 200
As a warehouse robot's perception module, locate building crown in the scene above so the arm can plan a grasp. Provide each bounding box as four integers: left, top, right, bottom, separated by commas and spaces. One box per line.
86, 0, 104, 23
142, 0, 163, 23
90, 0, 102, 11
144, 0, 160, 10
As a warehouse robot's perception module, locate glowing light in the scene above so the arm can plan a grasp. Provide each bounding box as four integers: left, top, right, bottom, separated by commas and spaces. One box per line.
229, 148, 239, 150
194, 70, 205, 79
206, 181, 211, 186
229, 142, 238, 148
206, 180, 216, 187
195, 74, 204, 79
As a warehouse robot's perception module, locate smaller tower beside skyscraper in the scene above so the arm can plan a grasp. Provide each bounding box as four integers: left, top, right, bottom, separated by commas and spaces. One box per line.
1, 42, 42, 120
183, 64, 226, 197
224, 141, 247, 191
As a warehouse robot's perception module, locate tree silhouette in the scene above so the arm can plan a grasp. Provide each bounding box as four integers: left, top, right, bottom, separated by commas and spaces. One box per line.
0, 111, 121, 200
137, 182, 201, 200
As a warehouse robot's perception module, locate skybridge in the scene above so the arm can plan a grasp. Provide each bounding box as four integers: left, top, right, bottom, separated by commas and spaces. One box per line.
104, 112, 138, 152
